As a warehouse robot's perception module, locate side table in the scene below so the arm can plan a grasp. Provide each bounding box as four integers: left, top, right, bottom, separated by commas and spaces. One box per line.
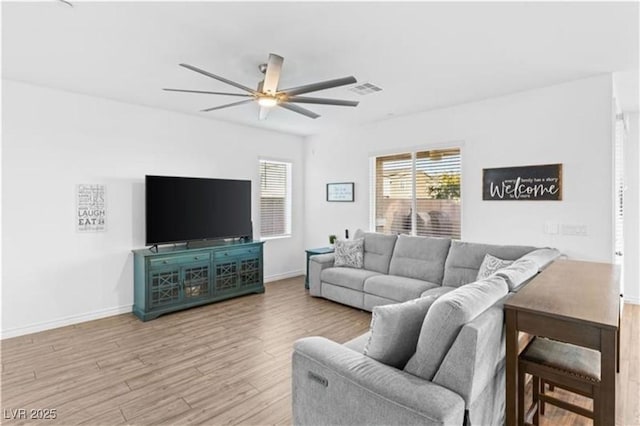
305, 246, 334, 289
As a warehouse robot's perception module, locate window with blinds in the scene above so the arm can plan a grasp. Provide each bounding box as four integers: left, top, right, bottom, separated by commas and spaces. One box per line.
614, 116, 626, 263
260, 160, 292, 238
373, 148, 461, 239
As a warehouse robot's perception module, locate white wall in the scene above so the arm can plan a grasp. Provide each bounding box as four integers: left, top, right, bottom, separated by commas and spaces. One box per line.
2, 80, 305, 338
304, 75, 614, 263
624, 112, 640, 304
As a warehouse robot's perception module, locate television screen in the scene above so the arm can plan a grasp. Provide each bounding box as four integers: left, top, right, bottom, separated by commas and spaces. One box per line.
145, 175, 252, 245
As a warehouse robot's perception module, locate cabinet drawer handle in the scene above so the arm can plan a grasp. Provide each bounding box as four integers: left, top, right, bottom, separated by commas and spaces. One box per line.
162, 260, 168, 265
194, 256, 199, 260
224, 253, 228, 256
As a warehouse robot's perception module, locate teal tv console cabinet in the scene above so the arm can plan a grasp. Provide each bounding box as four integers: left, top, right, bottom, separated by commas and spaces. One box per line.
132, 240, 264, 321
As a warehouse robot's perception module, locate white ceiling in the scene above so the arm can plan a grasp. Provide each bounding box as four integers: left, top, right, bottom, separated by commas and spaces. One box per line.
2, 1, 638, 136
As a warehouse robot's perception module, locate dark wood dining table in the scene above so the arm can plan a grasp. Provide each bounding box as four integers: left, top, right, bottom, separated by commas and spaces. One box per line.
504, 259, 620, 426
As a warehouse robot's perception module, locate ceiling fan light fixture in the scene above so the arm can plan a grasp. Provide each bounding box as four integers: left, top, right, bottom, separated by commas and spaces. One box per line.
168, 55, 359, 120
257, 96, 278, 108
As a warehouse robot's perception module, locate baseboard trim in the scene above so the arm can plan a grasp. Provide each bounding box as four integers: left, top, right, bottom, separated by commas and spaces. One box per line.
3, 271, 305, 339
265, 269, 304, 283
1, 305, 133, 340
624, 296, 640, 305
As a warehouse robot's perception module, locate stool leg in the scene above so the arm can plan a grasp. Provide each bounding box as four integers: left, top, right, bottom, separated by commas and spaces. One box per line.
540, 379, 546, 415
532, 376, 540, 426
593, 385, 601, 426
518, 365, 526, 426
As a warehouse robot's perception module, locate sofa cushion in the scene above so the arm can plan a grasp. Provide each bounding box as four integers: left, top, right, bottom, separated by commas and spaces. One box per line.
354, 229, 398, 274
442, 240, 536, 287
364, 294, 397, 311
364, 275, 439, 303
404, 275, 509, 381
334, 238, 364, 269
420, 286, 457, 299
364, 296, 439, 369
494, 258, 539, 291
476, 254, 514, 280
322, 283, 364, 309
321, 267, 381, 291
388, 235, 452, 284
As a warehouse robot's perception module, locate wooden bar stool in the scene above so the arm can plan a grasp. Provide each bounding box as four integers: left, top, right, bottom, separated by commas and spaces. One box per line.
518, 337, 601, 425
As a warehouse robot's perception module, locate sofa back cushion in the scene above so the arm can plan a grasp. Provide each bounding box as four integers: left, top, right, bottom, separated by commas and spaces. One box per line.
404, 275, 509, 381
517, 248, 562, 271
494, 258, 539, 291
388, 235, 451, 284
353, 230, 398, 274
442, 241, 537, 287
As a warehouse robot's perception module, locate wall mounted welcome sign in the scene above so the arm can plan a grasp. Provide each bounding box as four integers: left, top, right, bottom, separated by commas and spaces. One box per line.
482, 164, 562, 201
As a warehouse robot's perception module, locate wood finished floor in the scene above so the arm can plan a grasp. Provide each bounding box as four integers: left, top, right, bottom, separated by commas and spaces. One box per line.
0, 276, 638, 426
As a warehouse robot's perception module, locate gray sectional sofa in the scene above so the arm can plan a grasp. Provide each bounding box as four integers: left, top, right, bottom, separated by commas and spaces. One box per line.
308, 229, 558, 310
293, 230, 561, 425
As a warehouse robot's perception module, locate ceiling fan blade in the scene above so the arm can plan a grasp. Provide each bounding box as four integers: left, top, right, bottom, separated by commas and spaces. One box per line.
286, 96, 359, 107
262, 54, 284, 95
279, 102, 320, 119
163, 88, 251, 97
201, 99, 254, 112
259, 106, 271, 121
279, 76, 357, 96
180, 63, 257, 94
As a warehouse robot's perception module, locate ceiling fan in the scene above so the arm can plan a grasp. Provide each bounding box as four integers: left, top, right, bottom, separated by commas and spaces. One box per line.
163, 53, 359, 120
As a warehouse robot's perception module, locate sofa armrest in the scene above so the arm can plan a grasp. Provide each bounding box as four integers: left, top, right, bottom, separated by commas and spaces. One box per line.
292, 336, 465, 426
519, 248, 562, 271
308, 253, 335, 297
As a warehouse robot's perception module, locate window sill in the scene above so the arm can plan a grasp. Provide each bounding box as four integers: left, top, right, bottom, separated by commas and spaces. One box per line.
260, 234, 292, 242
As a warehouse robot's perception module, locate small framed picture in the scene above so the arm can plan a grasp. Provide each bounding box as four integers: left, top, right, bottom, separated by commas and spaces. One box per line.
327, 182, 354, 202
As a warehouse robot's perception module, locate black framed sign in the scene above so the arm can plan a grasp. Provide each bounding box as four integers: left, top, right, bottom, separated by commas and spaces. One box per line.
482, 164, 562, 201
327, 182, 354, 202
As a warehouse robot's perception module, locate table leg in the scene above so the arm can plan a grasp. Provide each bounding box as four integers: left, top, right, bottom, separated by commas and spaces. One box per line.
617, 298, 621, 373
599, 328, 617, 426
305, 252, 311, 289
506, 309, 518, 426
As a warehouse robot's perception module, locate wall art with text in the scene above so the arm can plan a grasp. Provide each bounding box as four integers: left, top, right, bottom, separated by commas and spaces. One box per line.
482, 164, 562, 201
77, 184, 106, 231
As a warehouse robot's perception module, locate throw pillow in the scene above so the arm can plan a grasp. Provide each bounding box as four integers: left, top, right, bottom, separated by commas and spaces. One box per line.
364, 296, 438, 369
476, 253, 514, 280
334, 238, 364, 269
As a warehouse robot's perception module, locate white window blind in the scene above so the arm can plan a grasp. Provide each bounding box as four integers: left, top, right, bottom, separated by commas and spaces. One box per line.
373, 148, 461, 239
614, 116, 625, 262
260, 160, 291, 238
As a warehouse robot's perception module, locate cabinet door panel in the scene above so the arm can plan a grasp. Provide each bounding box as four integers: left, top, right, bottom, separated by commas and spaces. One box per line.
183, 262, 210, 300
149, 267, 181, 308
214, 260, 239, 293
238, 256, 262, 288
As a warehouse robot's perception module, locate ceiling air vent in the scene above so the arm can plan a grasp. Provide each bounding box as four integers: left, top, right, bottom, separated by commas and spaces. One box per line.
349, 82, 383, 95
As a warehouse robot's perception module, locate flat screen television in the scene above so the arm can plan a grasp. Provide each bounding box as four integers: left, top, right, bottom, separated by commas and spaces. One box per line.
145, 175, 252, 245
